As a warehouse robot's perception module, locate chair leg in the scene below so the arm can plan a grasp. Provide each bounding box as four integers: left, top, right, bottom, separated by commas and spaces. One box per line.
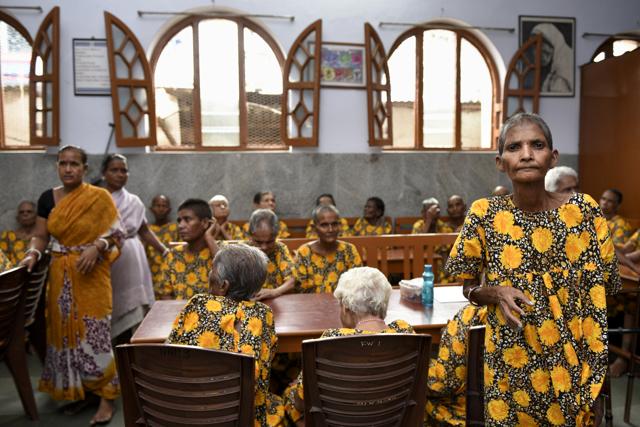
5, 339, 39, 420
603, 374, 613, 427
623, 370, 635, 424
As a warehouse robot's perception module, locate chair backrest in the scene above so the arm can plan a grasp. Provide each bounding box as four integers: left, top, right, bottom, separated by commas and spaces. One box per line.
115, 344, 255, 427
0, 266, 28, 356
394, 217, 420, 234
466, 325, 486, 426
24, 253, 50, 328
302, 333, 432, 427
281, 218, 310, 238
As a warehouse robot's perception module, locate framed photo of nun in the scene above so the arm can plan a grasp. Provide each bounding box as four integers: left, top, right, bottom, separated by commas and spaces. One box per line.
519, 16, 575, 97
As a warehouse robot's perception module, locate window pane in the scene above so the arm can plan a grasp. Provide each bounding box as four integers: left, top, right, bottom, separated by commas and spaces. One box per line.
460, 38, 492, 149
423, 30, 456, 148
199, 20, 239, 147
389, 36, 415, 148
244, 28, 283, 148
155, 26, 195, 147
613, 39, 640, 57
0, 21, 31, 146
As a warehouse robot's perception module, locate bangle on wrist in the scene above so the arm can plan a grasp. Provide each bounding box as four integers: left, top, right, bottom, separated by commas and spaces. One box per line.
25, 248, 42, 262
162, 247, 170, 256
467, 286, 482, 306
98, 238, 109, 251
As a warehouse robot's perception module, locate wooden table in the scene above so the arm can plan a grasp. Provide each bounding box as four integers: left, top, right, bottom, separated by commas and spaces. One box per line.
130, 288, 467, 352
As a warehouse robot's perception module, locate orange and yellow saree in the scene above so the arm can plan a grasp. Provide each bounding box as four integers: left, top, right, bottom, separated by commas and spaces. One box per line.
39, 183, 122, 401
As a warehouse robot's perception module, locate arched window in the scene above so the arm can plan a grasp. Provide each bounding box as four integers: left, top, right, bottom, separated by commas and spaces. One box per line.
151, 16, 285, 150
0, 12, 31, 149
387, 25, 500, 150
591, 37, 640, 63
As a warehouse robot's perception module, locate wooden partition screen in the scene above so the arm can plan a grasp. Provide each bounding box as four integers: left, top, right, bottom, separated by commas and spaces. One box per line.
579, 49, 640, 217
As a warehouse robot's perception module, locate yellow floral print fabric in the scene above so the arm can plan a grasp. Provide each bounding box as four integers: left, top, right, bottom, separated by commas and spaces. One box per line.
283, 320, 414, 423
0, 248, 12, 272
0, 230, 29, 266
160, 245, 212, 299
243, 240, 293, 290
627, 229, 640, 252
168, 294, 285, 426
351, 217, 392, 236
145, 223, 179, 298
304, 217, 351, 238
410, 218, 448, 234
606, 215, 632, 247
426, 304, 487, 426
293, 241, 362, 293
221, 221, 244, 240
446, 193, 620, 426
242, 220, 290, 239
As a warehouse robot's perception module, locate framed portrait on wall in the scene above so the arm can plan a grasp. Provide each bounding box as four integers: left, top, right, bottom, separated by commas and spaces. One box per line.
519, 16, 575, 97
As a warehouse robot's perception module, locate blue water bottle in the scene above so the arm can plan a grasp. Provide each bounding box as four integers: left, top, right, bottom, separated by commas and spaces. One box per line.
422, 264, 434, 307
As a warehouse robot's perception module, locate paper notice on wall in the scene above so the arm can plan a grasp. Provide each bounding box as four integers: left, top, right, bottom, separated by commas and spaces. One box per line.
73, 39, 110, 96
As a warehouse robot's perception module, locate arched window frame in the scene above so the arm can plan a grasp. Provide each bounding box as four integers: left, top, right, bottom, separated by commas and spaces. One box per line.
0, 11, 41, 150
149, 15, 286, 151
386, 24, 501, 151
591, 36, 640, 63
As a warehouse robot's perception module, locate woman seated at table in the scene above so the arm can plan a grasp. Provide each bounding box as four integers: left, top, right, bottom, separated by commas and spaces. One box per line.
412, 197, 442, 234
283, 267, 414, 425
246, 209, 296, 300
305, 194, 351, 238
295, 205, 362, 293
425, 304, 487, 426
243, 191, 290, 239
167, 244, 285, 426
351, 197, 392, 236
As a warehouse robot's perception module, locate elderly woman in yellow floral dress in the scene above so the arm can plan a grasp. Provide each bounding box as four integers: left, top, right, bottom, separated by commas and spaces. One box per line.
294, 205, 361, 293
247, 209, 295, 300
351, 197, 392, 236
0, 200, 37, 266
242, 192, 290, 239
446, 113, 620, 426
145, 194, 179, 298
168, 244, 285, 426
283, 267, 414, 425
304, 194, 351, 238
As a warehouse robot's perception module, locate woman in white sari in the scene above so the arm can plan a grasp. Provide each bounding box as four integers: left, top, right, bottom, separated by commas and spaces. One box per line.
101, 154, 169, 341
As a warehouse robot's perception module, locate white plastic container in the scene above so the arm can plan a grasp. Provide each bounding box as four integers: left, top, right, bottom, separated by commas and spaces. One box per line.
398, 278, 423, 303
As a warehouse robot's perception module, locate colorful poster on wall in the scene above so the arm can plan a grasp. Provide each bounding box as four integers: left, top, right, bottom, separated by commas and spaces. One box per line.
320, 43, 366, 88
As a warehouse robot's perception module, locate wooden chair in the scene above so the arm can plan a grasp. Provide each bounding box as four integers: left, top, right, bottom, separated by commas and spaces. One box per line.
466, 325, 486, 426
627, 217, 640, 232
394, 216, 420, 234
301, 333, 432, 427
115, 343, 255, 427
24, 254, 50, 363
0, 265, 38, 420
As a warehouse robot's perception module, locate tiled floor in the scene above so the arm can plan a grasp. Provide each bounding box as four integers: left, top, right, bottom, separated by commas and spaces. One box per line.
0, 353, 638, 426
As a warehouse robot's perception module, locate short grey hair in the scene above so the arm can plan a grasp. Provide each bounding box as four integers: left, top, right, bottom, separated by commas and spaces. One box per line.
498, 113, 553, 155
248, 209, 279, 236
334, 267, 392, 319
312, 204, 340, 223
421, 197, 439, 209
213, 244, 268, 300
209, 194, 229, 204
545, 166, 578, 192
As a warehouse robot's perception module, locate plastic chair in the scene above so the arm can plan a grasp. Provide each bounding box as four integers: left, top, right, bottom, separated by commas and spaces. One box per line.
301, 333, 432, 427
115, 343, 255, 426
0, 265, 38, 420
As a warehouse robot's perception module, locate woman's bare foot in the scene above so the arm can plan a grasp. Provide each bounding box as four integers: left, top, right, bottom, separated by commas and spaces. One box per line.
89, 398, 115, 425
609, 357, 628, 377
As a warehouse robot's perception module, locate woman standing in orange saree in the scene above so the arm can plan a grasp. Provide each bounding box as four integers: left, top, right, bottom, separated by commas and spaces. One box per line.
23, 145, 122, 425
